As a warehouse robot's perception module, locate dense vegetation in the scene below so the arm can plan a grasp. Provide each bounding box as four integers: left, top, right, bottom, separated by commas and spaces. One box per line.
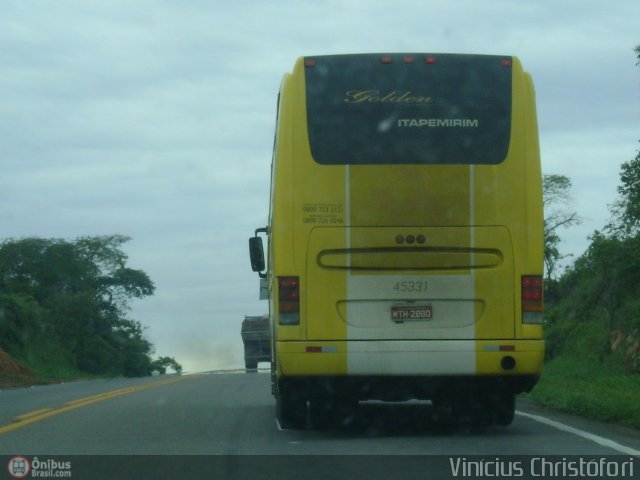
532, 46, 640, 427
0, 235, 181, 382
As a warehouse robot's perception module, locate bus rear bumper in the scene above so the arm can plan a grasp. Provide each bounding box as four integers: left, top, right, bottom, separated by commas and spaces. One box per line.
277, 339, 544, 378
276, 340, 543, 400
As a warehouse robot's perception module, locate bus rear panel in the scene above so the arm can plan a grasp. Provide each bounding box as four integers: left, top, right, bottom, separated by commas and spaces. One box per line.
258, 53, 543, 428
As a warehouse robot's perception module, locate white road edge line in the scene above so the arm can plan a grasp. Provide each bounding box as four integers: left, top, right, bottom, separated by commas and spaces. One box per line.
515, 410, 640, 457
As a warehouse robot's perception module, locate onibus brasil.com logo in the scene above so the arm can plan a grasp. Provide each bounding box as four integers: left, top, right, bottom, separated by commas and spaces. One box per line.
7, 456, 72, 478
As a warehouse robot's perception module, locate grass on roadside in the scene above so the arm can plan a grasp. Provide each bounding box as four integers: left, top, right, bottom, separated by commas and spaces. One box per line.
0, 355, 112, 389
528, 355, 640, 430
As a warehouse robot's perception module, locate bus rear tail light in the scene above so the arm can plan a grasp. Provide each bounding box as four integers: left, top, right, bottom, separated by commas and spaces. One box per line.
278, 276, 300, 325
522, 275, 543, 324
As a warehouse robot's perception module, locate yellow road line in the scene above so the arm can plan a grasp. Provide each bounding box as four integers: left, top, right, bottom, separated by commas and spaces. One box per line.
14, 408, 53, 421
64, 381, 175, 406
0, 375, 199, 435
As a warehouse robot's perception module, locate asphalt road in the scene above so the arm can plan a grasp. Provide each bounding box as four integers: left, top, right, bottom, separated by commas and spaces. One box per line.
0, 371, 638, 478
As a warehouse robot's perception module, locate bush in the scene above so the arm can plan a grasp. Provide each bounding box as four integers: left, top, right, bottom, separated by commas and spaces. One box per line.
530, 356, 640, 429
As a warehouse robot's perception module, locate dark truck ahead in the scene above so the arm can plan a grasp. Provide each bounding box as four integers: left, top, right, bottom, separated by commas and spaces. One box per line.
241, 315, 271, 372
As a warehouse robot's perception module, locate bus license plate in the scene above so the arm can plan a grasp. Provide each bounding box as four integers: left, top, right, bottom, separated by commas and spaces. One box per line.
391, 305, 432, 322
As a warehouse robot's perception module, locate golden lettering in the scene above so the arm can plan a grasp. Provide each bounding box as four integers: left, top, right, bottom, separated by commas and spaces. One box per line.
344, 90, 432, 104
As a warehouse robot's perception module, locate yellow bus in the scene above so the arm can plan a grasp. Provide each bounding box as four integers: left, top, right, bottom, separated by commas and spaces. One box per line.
249, 53, 544, 429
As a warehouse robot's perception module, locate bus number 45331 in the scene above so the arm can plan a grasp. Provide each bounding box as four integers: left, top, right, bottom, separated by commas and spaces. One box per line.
393, 281, 428, 293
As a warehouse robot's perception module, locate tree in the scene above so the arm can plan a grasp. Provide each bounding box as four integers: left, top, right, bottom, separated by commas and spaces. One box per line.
0, 236, 164, 377
152, 356, 183, 375
542, 174, 580, 281
610, 144, 640, 236
542, 45, 640, 366
611, 45, 640, 234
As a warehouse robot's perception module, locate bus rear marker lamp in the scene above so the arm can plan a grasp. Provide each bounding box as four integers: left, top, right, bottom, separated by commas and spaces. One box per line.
306, 346, 338, 353
424, 56, 437, 64
380, 56, 393, 64
483, 345, 516, 352
522, 275, 544, 324
278, 276, 300, 325
395, 234, 426, 245
501, 59, 513, 67
304, 59, 316, 68
403, 56, 415, 64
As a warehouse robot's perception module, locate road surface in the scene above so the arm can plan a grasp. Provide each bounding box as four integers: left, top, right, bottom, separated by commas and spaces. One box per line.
0, 371, 638, 478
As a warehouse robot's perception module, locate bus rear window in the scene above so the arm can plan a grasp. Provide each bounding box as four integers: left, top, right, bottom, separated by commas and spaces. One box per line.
304, 54, 512, 165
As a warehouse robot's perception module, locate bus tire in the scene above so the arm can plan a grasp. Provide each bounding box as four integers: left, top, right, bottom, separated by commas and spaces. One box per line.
276, 385, 307, 430
245, 360, 258, 372
308, 399, 332, 429
493, 391, 516, 426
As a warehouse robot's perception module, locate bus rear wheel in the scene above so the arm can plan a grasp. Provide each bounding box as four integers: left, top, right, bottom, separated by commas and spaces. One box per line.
490, 391, 515, 426
471, 391, 516, 426
276, 383, 307, 430
309, 397, 358, 429
434, 389, 515, 427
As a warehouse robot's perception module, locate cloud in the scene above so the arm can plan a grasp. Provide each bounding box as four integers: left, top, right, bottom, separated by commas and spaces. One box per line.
1, 0, 639, 371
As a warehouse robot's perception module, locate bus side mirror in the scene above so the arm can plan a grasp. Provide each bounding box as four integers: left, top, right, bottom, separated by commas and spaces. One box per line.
249, 228, 267, 278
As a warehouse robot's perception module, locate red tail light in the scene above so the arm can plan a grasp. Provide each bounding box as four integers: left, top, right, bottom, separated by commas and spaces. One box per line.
278, 276, 300, 325
522, 275, 543, 324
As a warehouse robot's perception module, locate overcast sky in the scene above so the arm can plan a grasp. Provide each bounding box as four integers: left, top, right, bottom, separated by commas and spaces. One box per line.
1, 0, 638, 372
